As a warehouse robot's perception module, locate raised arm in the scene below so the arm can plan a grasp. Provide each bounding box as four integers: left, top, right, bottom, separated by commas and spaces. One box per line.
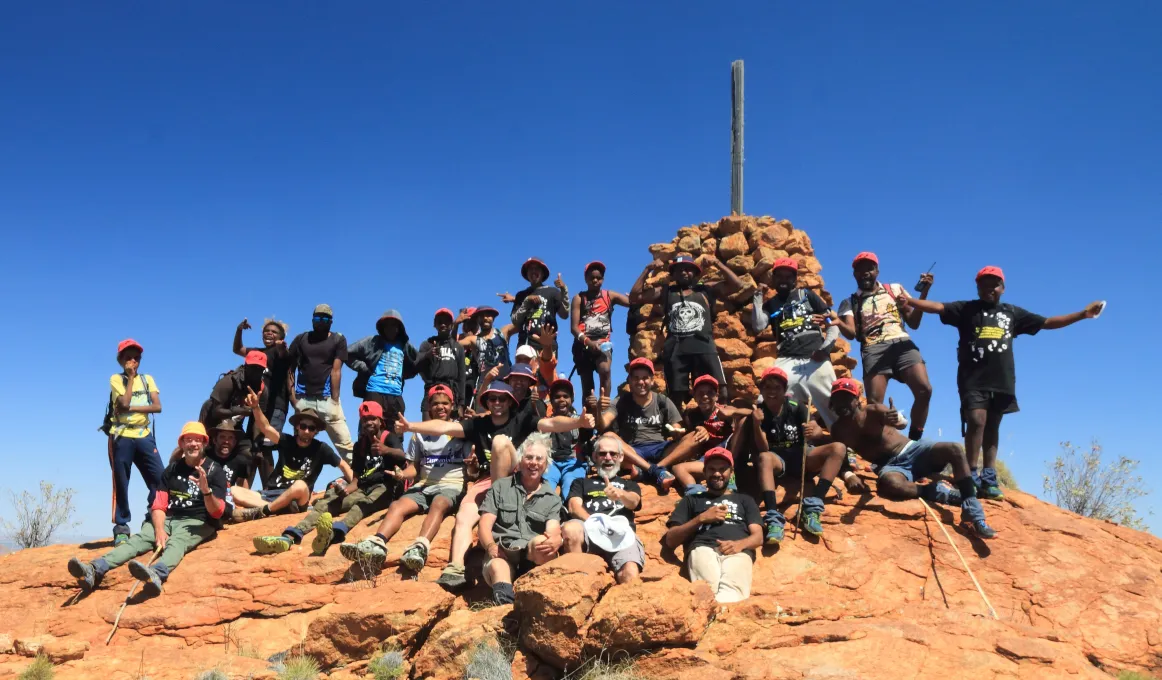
233, 319, 250, 358
554, 274, 570, 319
538, 413, 596, 433
705, 255, 749, 296
246, 388, 281, 444
398, 415, 465, 439
628, 260, 666, 304
751, 286, 770, 333
1043, 302, 1103, 330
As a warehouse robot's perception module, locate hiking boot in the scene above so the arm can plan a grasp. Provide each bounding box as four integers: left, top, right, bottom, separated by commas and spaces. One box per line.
67, 558, 98, 592
234, 505, 267, 523
338, 537, 387, 567
800, 510, 824, 537
964, 518, 997, 539
921, 480, 963, 507
979, 485, 1005, 501
400, 542, 429, 572
253, 536, 292, 555
311, 513, 334, 557
436, 563, 468, 590
128, 560, 164, 597
764, 521, 785, 545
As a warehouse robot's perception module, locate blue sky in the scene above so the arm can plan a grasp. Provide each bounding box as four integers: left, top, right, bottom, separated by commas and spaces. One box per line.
1, 2, 1158, 538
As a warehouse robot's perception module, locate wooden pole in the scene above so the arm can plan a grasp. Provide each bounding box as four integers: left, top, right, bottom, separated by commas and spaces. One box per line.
730, 60, 744, 216
919, 498, 999, 619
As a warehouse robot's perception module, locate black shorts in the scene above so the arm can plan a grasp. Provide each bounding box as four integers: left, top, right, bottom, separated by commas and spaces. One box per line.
571, 339, 612, 373
663, 349, 726, 395
861, 338, 925, 381
364, 393, 406, 423
960, 390, 1019, 416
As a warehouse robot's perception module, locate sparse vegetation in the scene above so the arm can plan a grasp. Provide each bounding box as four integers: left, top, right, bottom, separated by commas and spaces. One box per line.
464, 641, 512, 680
276, 654, 320, 680
568, 658, 644, 680
1044, 440, 1151, 530
368, 649, 406, 679
1117, 672, 1157, 680
18, 655, 55, 680
1, 482, 78, 549
193, 670, 228, 680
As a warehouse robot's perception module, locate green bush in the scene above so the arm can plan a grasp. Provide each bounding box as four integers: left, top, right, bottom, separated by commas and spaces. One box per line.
369, 650, 406, 680
193, 671, 228, 680
18, 655, 54, 680
277, 655, 320, 680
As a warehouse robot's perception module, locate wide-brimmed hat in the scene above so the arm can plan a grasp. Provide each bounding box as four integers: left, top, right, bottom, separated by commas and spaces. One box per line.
179, 421, 209, 443
472, 306, 499, 320
289, 408, 325, 431
209, 419, 239, 434
479, 381, 517, 406
583, 513, 635, 553
521, 258, 550, 281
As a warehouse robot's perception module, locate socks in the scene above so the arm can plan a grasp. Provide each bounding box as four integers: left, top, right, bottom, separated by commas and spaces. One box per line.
810, 478, 834, 503
955, 477, 978, 503
374, 533, 389, 544
763, 490, 778, 511
260, 504, 272, 517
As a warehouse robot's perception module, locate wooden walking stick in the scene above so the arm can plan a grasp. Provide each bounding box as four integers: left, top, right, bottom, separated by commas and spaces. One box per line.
105, 545, 163, 645
793, 394, 812, 539
918, 497, 999, 620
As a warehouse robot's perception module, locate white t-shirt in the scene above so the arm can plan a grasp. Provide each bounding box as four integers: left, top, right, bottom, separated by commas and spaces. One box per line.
406, 433, 468, 489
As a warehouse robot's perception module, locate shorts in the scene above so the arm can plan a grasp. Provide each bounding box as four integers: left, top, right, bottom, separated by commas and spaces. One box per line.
861, 338, 925, 381
960, 390, 1019, 416
567, 519, 646, 572
364, 393, 406, 425
772, 448, 807, 479
260, 488, 288, 503
464, 477, 493, 506
571, 339, 612, 373
663, 349, 727, 395
483, 544, 535, 584
877, 439, 941, 483
401, 482, 464, 512
633, 440, 671, 463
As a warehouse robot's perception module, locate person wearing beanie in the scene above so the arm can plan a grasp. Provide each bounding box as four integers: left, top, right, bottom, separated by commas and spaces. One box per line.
346, 309, 418, 433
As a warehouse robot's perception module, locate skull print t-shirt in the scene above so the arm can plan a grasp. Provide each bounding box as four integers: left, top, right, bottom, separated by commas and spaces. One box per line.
663, 285, 717, 355
267, 436, 341, 492
667, 490, 762, 559
939, 300, 1046, 395
568, 475, 642, 531
162, 460, 229, 521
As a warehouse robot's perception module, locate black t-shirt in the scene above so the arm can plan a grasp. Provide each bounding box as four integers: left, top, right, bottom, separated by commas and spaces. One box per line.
288, 332, 348, 398
258, 345, 293, 409
606, 393, 682, 445
207, 444, 251, 489
940, 300, 1046, 396
514, 285, 564, 347
162, 460, 229, 521
762, 289, 830, 357
475, 332, 512, 376
761, 399, 809, 460
267, 436, 341, 491
663, 285, 717, 354
351, 433, 393, 488
460, 409, 539, 475
687, 405, 733, 442
667, 491, 762, 559
548, 410, 593, 462
568, 475, 642, 531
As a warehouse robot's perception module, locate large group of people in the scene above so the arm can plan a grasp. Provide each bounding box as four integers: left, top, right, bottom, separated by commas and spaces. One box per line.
73, 253, 1101, 604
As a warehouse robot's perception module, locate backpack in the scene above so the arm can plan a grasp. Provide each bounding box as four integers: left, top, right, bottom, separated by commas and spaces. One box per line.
100, 374, 154, 436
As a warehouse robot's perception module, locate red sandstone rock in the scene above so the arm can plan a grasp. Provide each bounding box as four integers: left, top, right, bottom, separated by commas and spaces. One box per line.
515, 553, 612, 670
582, 576, 715, 655
412, 605, 515, 680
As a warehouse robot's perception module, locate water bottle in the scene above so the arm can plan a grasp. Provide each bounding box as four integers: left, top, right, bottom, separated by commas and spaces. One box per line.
599, 340, 613, 354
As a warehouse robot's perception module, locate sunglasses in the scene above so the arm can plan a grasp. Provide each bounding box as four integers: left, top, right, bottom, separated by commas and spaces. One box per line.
594, 450, 619, 458
484, 395, 509, 404
312, 315, 332, 322
297, 422, 319, 432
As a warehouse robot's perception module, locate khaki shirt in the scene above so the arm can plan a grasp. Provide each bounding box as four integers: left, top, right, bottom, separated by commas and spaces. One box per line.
480, 474, 562, 551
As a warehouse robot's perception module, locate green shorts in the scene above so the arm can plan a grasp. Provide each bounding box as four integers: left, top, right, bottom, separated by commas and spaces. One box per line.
401, 483, 463, 512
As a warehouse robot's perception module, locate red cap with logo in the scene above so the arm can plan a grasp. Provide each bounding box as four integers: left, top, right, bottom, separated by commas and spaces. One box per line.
244, 350, 268, 369
693, 374, 719, 390
772, 257, 799, 273
975, 266, 1005, 282
628, 357, 655, 375
831, 378, 862, 397
759, 366, 789, 385
358, 401, 384, 420
852, 252, 879, 267
427, 384, 455, 401
117, 339, 144, 355
704, 447, 734, 466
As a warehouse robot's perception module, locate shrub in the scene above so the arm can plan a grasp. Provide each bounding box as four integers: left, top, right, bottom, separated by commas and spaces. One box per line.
1043, 440, 1150, 530
368, 650, 406, 680
1, 482, 78, 549
18, 655, 54, 680
464, 642, 512, 680
276, 655, 320, 680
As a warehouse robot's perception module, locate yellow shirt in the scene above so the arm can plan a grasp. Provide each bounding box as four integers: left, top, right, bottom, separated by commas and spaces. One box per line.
109, 374, 158, 438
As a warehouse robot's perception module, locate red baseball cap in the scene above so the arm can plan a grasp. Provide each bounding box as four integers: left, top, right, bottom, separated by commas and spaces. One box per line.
759, 367, 789, 385
117, 339, 143, 356
584, 261, 606, 275
244, 350, 268, 369
549, 378, 574, 395
521, 258, 550, 281
472, 306, 499, 319
668, 255, 701, 274
976, 266, 1005, 283
433, 308, 455, 321
464, 306, 478, 317
693, 374, 719, 390
772, 257, 798, 273
852, 252, 879, 267
704, 447, 734, 466
628, 357, 655, 375
427, 384, 455, 401
831, 378, 862, 397
358, 401, 384, 420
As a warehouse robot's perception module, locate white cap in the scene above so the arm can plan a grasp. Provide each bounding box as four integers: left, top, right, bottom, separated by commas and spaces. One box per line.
515, 345, 538, 360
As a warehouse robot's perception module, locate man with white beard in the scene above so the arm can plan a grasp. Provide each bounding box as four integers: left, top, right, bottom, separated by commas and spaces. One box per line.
561, 433, 645, 584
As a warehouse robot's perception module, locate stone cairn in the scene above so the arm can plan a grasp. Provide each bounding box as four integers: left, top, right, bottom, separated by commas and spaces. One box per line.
628, 214, 859, 403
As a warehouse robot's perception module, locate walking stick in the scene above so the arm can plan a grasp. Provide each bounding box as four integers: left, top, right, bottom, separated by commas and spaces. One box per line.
793, 395, 812, 539
105, 545, 163, 645
918, 498, 998, 620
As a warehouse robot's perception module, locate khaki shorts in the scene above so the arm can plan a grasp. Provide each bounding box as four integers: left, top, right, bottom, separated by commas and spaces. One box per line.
687, 545, 753, 603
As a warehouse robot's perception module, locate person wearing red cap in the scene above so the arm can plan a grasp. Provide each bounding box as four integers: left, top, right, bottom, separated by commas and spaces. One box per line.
595, 358, 684, 490
535, 378, 597, 497
346, 309, 419, 436
288, 304, 354, 461
456, 308, 481, 407
669, 375, 752, 491
341, 385, 471, 572
752, 257, 841, 426
629, 252, 747, 405
233, 317, 293, 453
253, 399, 404, 556
895, 266, 1103, 500
664, 447, 763, 603
827, 378, 996, 538
835, 252, 934, 441
417, 308, 468, 412
200, 350, 269, 482
570, 260, 631, 402
103, 338, 165, 545
503, 258, 569, 353
69, 423, 228, 597
469, 306, 517, 398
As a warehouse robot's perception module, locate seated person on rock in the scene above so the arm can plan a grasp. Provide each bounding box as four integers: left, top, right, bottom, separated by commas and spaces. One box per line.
536, 378, 596, 497
670, 374, 751, 491
169, 420, 253, 521
562, 433, 645, 584
69, 422, 229, 596
664, 447, 763, 604
340, 385, 471, 572
231, 392, 354, 523
595, 357, 683, 490
478, 433, 563, 605
253, 399, 403, 555
827, 378, 996, 539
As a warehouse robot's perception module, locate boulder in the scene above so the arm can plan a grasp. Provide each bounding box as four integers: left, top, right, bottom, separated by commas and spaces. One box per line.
717, 232, 750, 261
725, 254, 754, 274
583, 577, 716, 655
712, 313, 747, 340
714, 338, 752, 361
515, 553, 613, 670
412, 605, 516, 680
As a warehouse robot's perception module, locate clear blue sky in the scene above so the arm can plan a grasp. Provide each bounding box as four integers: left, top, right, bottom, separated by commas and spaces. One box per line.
2, 3, 1157, 538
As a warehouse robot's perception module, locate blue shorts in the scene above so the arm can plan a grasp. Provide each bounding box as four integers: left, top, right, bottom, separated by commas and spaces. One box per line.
634, 441, 670, 463
260, 488, 288, 503
877, 439, 940, 483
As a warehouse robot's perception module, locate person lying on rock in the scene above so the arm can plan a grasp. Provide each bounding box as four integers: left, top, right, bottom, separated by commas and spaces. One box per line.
751, 256, 841, 426
253, 399, 402, 555
478, 433, 563, 605
394, 380, 535, 590
562, 434, 645, 584
833, 252, 933, 441
664, 447, 763, 604
895, 266, 1103, 501
570, 260, 631, 402
339, 385, 471, 572
230, 394, 354, 523
595, 358, 683, 491
669, 375, 751, 491
628, 253, 746, 406
827, 378, 997, 539
536, 378, 596, 497
69, 422, 229, 597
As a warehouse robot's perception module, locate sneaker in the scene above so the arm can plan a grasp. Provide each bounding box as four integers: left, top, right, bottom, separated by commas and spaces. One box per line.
400, 542, 429, 572
311, 513, 334, 557
964, 519, 997, 539
436, 563, 468, 590
980, 485, 1005, 501
800, 510, 824, 537
127, 560, 164, 597
922, 481, 963, 507
338, 537, 387, 567
113, 534, 129, 547
253, 536, 292, 555
67, 558, 97, 592
655, 468, 676, 493
764, 521, 784, 545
